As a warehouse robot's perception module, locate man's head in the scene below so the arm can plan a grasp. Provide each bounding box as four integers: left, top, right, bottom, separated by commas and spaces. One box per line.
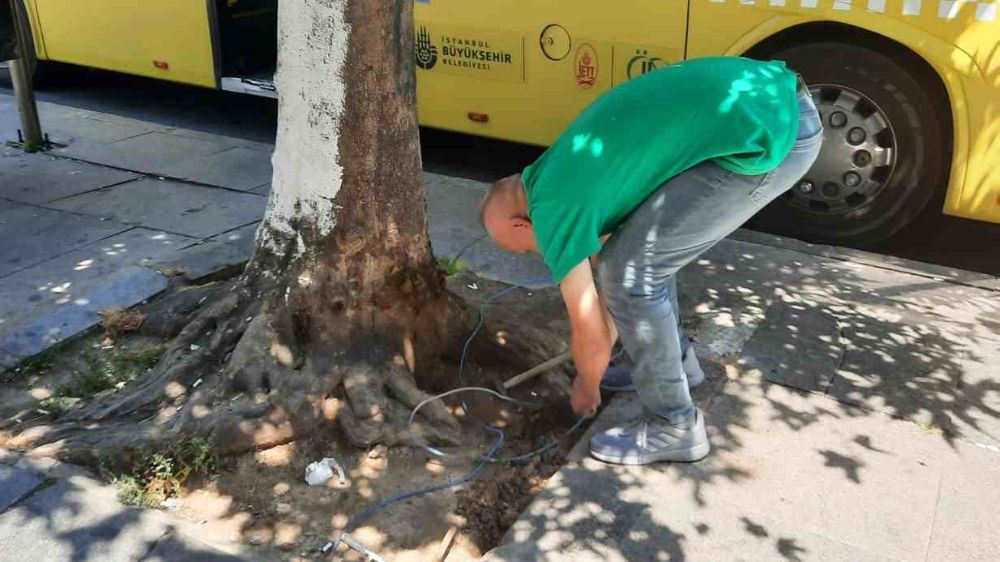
480, 174, 538, 254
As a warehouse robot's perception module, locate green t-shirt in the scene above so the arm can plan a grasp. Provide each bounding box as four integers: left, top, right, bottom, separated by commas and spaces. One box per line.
522, 56, 799, 282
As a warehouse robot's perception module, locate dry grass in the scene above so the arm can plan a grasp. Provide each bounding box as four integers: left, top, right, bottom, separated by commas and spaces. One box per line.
100, 307, 146, 338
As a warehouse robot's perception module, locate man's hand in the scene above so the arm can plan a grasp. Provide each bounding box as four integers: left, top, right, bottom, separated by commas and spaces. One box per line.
571, 374, 601, 416
561, 260, 615, 416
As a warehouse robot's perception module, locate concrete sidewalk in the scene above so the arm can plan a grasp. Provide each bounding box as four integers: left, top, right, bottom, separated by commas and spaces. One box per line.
486, 235, 1000, 561
0, 96, 272, 369
1, 448, 249, 561
2, 94, 999, 562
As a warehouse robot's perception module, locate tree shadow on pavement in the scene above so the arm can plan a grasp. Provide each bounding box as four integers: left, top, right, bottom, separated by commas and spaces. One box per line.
0, 462, 242, 562
486, 236, 1000, 561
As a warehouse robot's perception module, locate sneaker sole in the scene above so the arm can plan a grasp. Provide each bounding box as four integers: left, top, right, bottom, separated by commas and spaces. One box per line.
590, 440, 711, 466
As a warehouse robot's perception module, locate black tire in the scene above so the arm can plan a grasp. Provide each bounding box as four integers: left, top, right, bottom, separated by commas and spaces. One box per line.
752, 41, 950, 244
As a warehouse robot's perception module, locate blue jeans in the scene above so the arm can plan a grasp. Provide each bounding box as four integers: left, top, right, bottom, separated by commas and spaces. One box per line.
596, 90, 824, 425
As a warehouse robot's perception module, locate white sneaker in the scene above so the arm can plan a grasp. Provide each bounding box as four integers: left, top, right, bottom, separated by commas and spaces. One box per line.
590, 409, 711, 465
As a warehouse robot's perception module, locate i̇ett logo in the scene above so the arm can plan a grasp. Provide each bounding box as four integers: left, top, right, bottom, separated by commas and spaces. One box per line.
415, 26, 438, 70
574, 44, 598, 89
627, 49, 664, 79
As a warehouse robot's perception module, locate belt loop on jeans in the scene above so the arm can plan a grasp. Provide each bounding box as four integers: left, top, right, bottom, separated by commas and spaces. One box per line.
795, 73, 809, 94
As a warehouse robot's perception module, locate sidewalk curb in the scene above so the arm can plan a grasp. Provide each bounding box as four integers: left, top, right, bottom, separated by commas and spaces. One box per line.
729, 229, 1000, 292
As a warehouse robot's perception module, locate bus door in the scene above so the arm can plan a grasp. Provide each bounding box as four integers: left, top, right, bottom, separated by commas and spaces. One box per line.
32, 0, 217, 88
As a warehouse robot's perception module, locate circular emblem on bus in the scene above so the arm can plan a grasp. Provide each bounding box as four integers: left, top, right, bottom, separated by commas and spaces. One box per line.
627, 49, 665, 79
540, 24, 572, 61
574, 43, 598, 89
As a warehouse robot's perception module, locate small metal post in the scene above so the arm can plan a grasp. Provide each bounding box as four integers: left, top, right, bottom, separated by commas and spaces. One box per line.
8, 0, 42, 151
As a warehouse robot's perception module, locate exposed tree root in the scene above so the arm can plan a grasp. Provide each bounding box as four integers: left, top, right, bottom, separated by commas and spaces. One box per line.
338, 361, 462, 448
1, 279, 477, 459
0, 270, 573, 468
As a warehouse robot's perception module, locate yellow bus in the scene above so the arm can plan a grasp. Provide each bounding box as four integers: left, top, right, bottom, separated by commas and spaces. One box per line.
5, 0, 998, 243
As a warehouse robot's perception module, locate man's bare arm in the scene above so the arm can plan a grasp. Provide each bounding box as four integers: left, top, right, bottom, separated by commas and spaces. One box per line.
588, 241, 618, 347
561, 260, 615, 414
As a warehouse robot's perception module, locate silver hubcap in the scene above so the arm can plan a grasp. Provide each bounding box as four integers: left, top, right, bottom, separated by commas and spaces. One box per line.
788, 85, 897, 215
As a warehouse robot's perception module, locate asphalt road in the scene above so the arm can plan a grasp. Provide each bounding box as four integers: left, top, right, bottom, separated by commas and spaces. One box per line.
4, 65, 998, 275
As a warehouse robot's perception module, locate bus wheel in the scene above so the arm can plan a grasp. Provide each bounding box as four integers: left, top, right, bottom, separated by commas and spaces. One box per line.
752, 41, 950, 245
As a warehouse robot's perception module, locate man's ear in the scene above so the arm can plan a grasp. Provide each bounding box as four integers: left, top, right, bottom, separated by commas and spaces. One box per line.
510, 216, 533, 229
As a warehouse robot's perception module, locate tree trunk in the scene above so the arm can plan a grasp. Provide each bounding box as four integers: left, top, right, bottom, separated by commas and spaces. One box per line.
9, 0, 473, 458
204, 0, 473, 451
252, 0, 463, 369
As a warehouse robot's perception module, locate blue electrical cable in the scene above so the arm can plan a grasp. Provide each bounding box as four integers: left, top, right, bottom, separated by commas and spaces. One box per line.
337, 276, 588, 544
345, 423, 505, 531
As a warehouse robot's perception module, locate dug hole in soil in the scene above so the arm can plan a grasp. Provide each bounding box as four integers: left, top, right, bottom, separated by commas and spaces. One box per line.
0, 270, 587, 561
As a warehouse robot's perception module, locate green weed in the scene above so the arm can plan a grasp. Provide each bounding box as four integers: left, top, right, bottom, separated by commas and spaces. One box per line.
37, 396, 81, 417
55, 345, 165, 402
99, 438, 219, 508
437, 255, 471, 276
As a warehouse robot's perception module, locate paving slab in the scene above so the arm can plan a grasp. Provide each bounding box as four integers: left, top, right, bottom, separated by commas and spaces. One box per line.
147, 240, 252, 281
0, 199, 130, 278
817, 267, 1000, 441
0, 228, 189, 351
487, 377, 995, 562
56, 130, 237, 174
686, 236, 1000, 449
738, 299, 844, 392
0, 266, 168, 359
208, 222, 260, 256
0, 96, 21, 139
972, 277, 1000, 291
43, 106, 157, 147
729, 229, 998, 287
0, 464, 44, 512
0, 99, 996, 562
47, 178, 268, 238
810, 258, 1000, 343
140, 532, 249, 562
674, 238, 828, 362
830, 332, 1000, 448
925, 439, 1000, 562
0, 349, 16, 372
425, 173, 551, 286
154, 146, 272, 191
0, 478, 169, 562
0, 149, 138, 205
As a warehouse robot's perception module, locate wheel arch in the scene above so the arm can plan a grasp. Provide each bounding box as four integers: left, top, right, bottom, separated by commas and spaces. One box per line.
724, 19, 976, 211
